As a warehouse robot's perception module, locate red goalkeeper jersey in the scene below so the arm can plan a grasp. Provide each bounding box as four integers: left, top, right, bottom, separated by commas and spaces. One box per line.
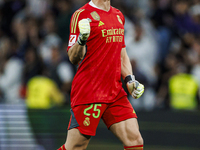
67, 2, 127, 107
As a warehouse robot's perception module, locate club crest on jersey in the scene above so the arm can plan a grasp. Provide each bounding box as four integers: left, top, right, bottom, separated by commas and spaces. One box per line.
90, 11, 100, 21
83, 117, 90, 126
117, 15, 123, 24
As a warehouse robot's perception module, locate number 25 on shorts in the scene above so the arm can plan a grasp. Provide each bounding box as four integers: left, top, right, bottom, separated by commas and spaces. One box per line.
84, 104, 102, 118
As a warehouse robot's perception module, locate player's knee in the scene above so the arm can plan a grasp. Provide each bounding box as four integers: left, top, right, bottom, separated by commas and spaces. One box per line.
136, 135, 144, 145
124, 132, 143, 146
65, 141, 88, 150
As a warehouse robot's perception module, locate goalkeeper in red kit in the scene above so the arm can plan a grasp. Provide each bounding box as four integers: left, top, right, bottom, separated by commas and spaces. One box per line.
58, 0, 144, 150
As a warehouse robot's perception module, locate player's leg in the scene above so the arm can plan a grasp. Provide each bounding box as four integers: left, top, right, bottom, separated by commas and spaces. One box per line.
58, 104, 107, 150
102, 96, 143, 150
110, 118, 143, 149
58, 128, 91, 150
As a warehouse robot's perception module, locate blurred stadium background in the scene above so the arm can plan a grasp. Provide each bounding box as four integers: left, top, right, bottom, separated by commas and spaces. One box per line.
0, 0, 200, 150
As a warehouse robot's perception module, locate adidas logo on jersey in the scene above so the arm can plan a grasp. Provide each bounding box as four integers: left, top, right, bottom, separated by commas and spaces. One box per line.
98, 21, 104, 27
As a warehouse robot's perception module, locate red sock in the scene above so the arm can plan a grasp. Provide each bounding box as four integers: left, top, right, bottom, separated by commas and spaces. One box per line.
57, 144, 66, 150
124, 145, 143, 150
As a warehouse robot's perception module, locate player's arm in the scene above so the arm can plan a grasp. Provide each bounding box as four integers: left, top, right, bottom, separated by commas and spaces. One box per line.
68, 19, 90, 65
68, 43, 86, 65
121, 47, 144, 99
121, 47, 133, 79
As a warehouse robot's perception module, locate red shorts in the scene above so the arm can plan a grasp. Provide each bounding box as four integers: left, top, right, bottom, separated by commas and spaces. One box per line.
68, 96, 137, 136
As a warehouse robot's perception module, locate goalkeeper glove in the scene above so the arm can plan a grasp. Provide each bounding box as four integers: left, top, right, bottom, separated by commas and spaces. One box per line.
124, 75, 144, 99
77, 19, 91, 46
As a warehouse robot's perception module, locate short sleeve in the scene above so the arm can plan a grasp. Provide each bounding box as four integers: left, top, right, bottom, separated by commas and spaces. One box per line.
67, 9, 87, 52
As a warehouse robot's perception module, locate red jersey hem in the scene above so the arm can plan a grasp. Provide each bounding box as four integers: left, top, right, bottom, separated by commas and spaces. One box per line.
71, 89, 127, 107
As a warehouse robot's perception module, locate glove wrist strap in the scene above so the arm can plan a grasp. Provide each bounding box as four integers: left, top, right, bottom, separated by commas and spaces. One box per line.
124, 75, 135, 84
77, 34, 87, 46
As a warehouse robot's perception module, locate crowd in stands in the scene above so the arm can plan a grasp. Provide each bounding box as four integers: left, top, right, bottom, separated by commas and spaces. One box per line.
0, 0, 200, 111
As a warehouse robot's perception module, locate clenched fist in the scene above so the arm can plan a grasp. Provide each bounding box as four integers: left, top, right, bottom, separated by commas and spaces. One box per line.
125, 75, 144, 99
77, 19, 91, 45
